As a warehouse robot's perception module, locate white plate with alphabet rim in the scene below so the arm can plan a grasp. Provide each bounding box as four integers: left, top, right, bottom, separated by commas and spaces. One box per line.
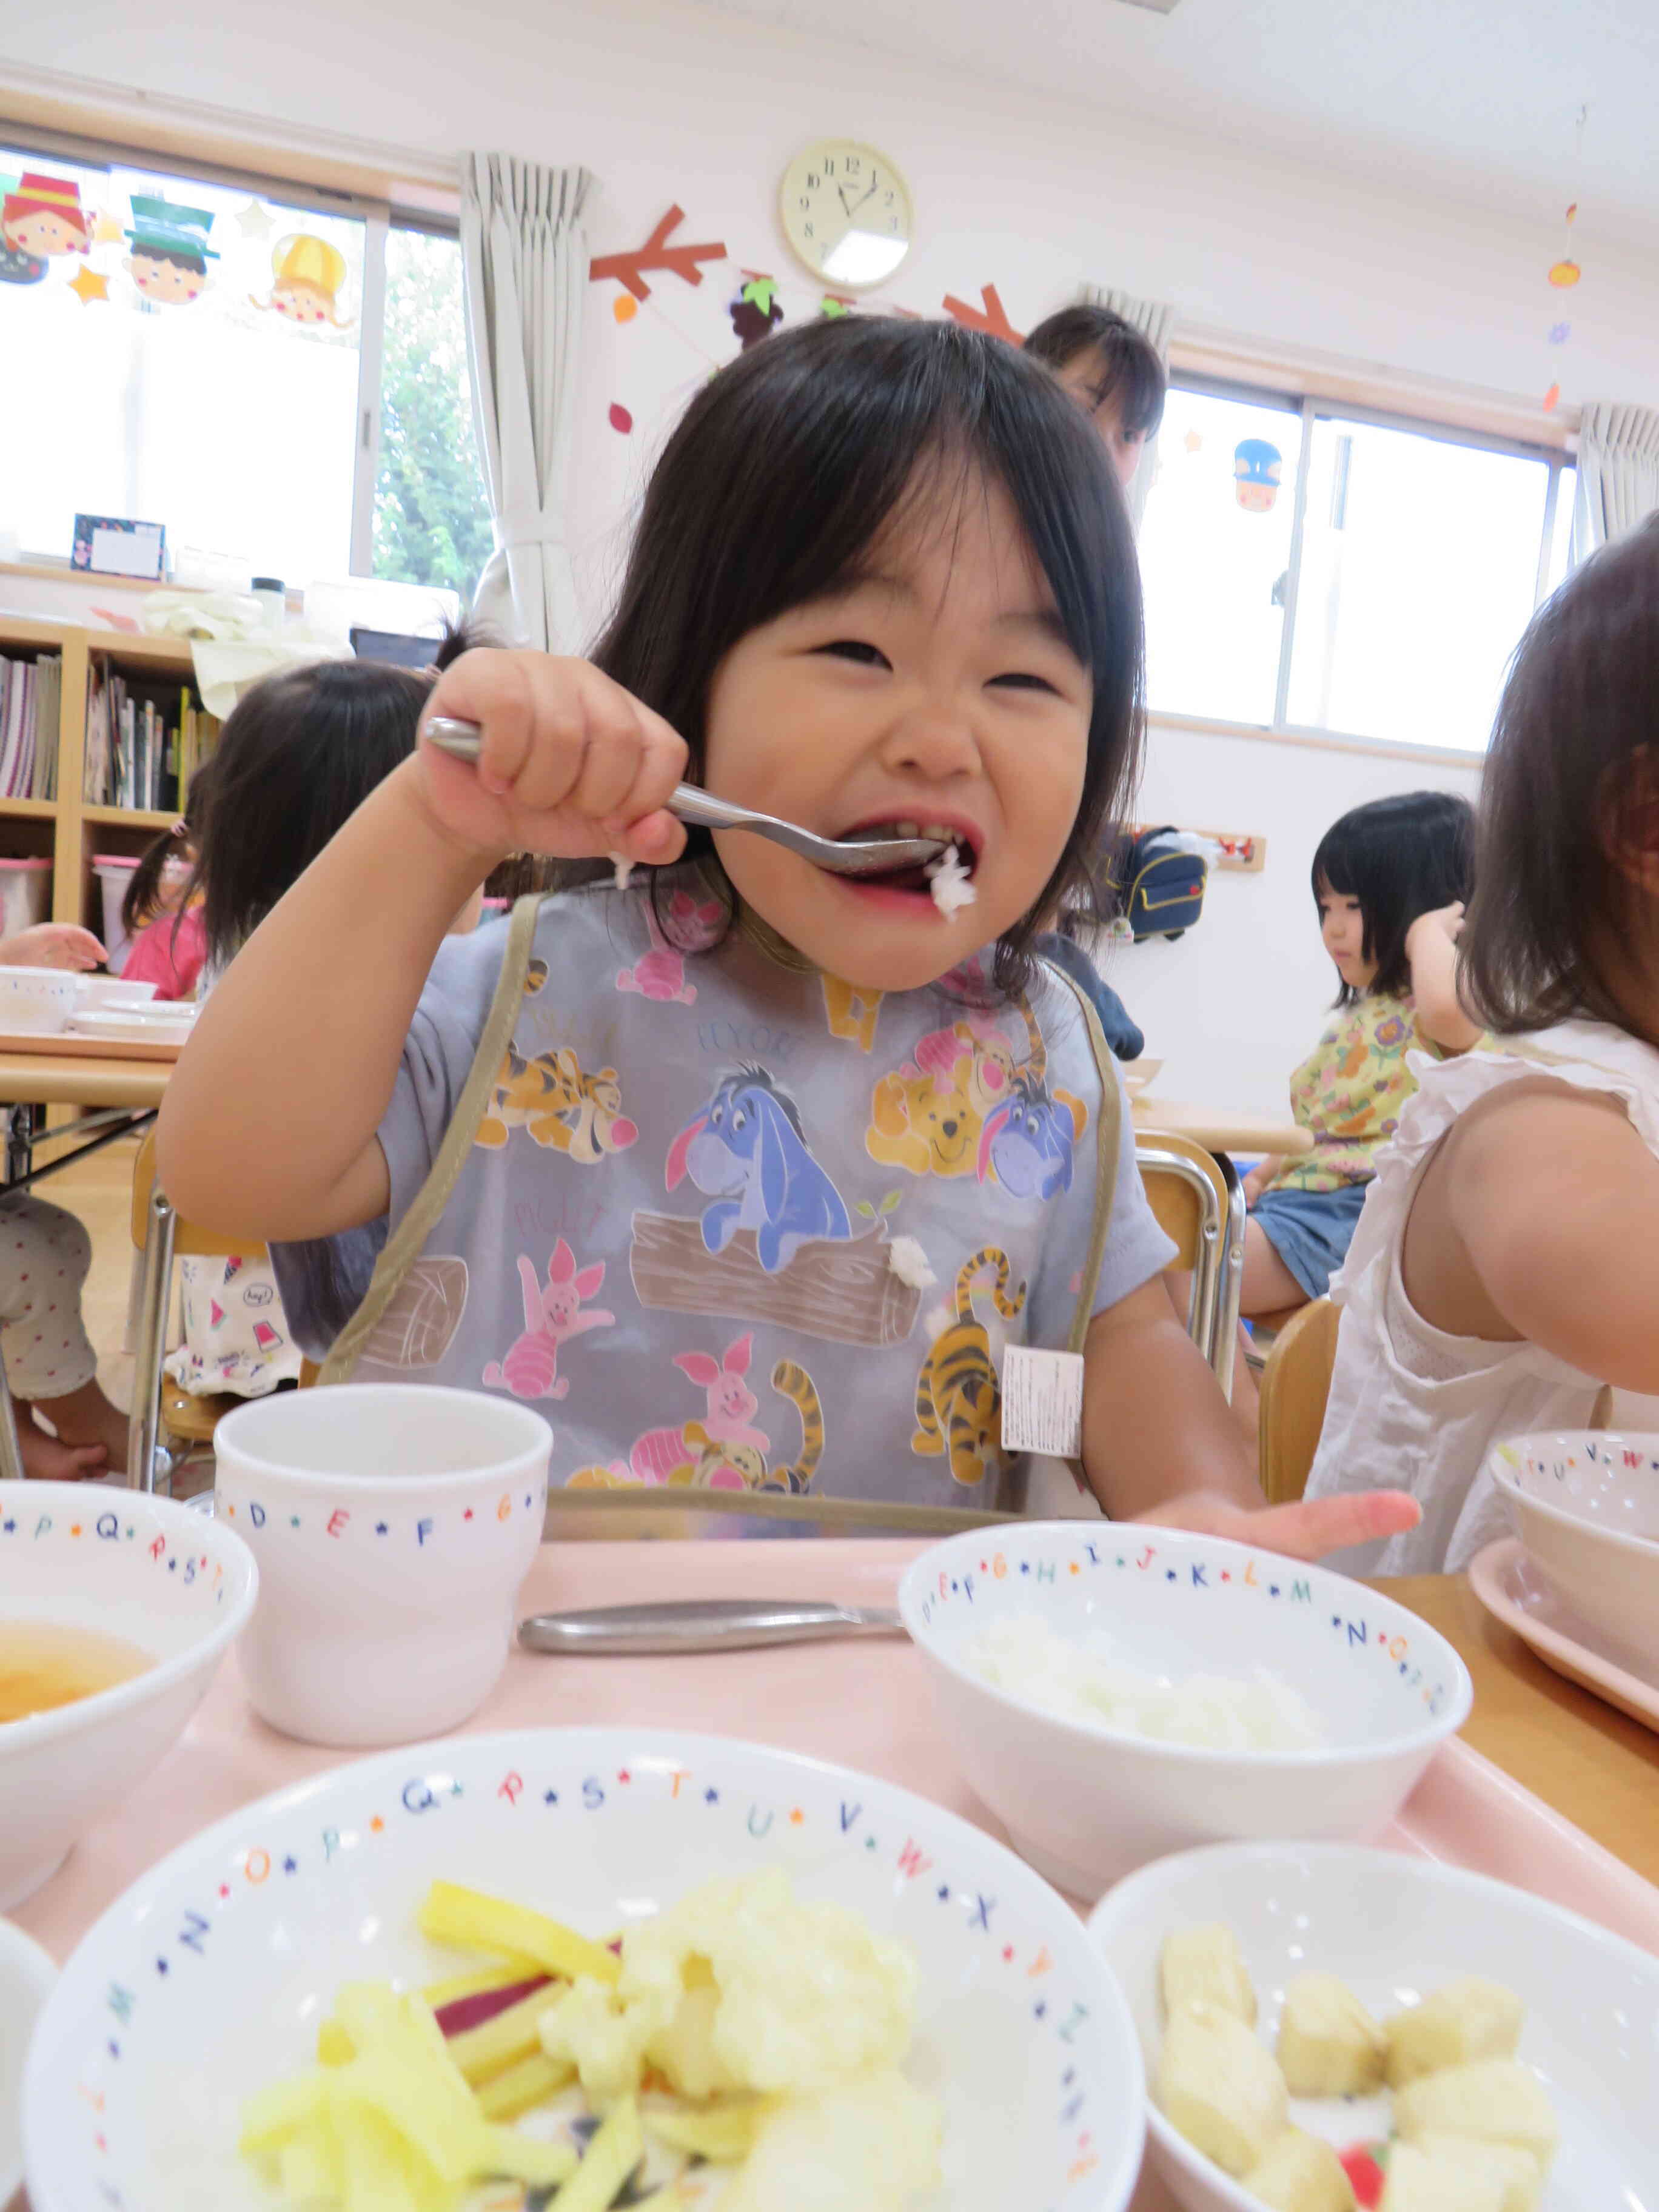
23, 1727, 1144, 2212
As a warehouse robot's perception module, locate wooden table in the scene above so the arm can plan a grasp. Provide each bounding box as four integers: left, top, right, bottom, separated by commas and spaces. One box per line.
1377, 1571, 1659, 1886
0, 1039, 176, 1188
1131, 1094, 1313, 1158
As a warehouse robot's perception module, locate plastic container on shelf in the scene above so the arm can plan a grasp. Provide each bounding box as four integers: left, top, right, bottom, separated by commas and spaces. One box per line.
0, 856, 53, 939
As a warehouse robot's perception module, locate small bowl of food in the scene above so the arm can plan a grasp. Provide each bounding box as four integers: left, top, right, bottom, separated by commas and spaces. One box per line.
1089, 1839, 1659, 2212
0, 967, 78, 1036
1489, 1432, 1659, 1672
24, 1726, 1146, 2212
73, 976, 159, 1010
0, 1480, 258, 1911
899, 1524, 1472, 1898
212, 1383, 552, 1749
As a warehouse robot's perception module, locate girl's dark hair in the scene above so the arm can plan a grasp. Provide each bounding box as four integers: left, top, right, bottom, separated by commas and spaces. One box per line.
121, 767, 215, 939
1313, 790, 1475, 1005
589, 315, 1146, 993
188, 627, 480, 964
1024, 305, 1168, 440
1462, 515, 1659, 1035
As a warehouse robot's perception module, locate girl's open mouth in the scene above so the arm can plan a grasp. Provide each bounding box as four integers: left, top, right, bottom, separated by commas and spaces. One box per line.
834, 820, 980, 898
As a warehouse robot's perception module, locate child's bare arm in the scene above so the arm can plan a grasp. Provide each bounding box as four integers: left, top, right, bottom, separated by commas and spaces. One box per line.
157, 650, 686, 1242
1082, 1279, 1419, 1557
1436, 1082, 1659, 1387
1406, 903, 1483, 1053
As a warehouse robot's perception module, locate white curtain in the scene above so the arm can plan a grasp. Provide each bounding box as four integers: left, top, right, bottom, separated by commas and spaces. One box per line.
1572, 401, 1659, 566
1078, 283, 1175, 531
460, 155, 594, 649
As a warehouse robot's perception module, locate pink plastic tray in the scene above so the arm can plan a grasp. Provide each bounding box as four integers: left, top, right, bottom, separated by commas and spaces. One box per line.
11, 1541, 1658, 2212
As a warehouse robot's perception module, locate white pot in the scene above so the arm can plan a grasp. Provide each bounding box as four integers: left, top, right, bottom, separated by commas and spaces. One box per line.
1489, 1429, 1659, 1673
212, 1384, 551, 1748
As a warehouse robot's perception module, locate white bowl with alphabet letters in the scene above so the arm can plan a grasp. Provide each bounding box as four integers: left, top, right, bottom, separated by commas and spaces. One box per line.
212, 1385, 551, 1749
899, 1524, 1472, 1900
0, 1481, 256, 1911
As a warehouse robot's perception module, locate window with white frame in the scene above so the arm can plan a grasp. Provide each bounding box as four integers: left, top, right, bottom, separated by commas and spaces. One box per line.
0, 138, 490, 603
1139, 378, 1577, 754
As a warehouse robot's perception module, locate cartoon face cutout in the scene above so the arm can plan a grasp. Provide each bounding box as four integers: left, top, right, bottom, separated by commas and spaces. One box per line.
126, 250, 206, 305
271, 276, 333, 324
5, 210, 83, 258
1233, 438, 1284, 514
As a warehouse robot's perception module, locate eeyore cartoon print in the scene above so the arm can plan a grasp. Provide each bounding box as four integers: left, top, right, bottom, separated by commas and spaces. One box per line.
665, 1065, 853, 1273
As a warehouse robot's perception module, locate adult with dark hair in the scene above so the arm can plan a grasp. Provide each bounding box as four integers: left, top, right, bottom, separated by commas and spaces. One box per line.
1024, 303, 1167, 490
1241, 791, 1481, 1318
163, 317, 1415, 1557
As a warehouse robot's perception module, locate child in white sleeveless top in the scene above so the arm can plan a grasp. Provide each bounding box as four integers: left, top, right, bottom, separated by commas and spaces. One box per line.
1309, 514, 1659, 1574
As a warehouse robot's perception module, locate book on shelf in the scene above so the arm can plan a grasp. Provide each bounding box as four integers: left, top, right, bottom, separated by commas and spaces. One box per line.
0, 649, 63, 803
82, 665, 220, 816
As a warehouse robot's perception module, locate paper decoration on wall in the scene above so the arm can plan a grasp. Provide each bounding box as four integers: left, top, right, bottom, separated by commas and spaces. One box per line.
1233, 439, 1282, 512
729, 271, 784, 350
67, 264, 111, 307
590, 205, 726, 301
1547, 256, 1581, 287
0, 241, 46, 286
609, 402, 634, 434
2, 172, 91, 260
92, 209, 125, 246
1543, 383, 1561, 414
252, 233, 353, 328
124, 196, 218, 307
1548, 321, 1571, 344
1182, 428, 1203, 454
820, 294, 854, 318
235, 198, 275, 241
613, 294, 638, 324
942, 284, 1023, 345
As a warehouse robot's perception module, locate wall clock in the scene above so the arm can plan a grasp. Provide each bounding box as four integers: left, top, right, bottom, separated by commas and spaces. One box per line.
779, 139, 913, 292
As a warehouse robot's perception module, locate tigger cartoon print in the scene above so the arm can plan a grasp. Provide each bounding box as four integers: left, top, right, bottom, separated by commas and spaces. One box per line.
912, 1246, 1027, 1486
477, 1046, 638, 1159
822, 974, 884, 1053
665, 1067, 852, 1273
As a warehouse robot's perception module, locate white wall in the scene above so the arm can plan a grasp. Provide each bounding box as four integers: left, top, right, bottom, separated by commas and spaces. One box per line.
7, 0, 1657, 1109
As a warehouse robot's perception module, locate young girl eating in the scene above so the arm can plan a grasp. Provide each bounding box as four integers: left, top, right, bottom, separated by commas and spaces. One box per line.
160, 320, 1412, 1554
1242, 792, 1480, 1317
1306, 514, 1659, 1573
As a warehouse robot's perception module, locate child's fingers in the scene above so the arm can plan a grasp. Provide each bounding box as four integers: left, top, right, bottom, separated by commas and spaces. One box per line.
602, 702, 689, 837
1130, 1486, 1420, 1563
423, 648, 542, 798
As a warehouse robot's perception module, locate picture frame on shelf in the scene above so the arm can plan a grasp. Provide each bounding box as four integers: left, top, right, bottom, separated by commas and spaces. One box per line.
70, 515, 166, 582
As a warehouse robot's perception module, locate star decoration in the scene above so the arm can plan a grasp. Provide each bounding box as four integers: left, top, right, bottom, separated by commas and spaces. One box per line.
93, 209, 124, 245
1184, 428, 1204, 454
69, 265, 110, 306
236, 198, 275, 240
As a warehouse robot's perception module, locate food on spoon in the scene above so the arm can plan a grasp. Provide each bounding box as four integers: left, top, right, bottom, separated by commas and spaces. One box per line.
1161, 1922, 1257, 2026
1392, 2059, 1558, 2171
1243, 2125, 1357, 2212
1156, 1999, 1289, 2176
1382, 1977, 1524, 2088
925, 843, 977, 916
1276, 1971, 1387, 2096
1379, 2138, 1540, 2212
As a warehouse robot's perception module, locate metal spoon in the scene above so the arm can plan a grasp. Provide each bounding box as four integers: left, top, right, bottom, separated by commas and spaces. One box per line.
518, 1598, 905, 1656
423, 716, 947, 877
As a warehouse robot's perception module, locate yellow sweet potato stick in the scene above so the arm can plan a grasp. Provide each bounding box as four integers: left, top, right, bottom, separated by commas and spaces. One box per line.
421, 1959, 544, 2009
337, 2100, 436, 2212
418, 1882, 620, 1987
644, 2099, 774, 2164
240, 2071, 330, 2155
476, 2128, 580, 2189
317, 2019, 355, 2068
550, 2096, 644, 2211
446, 1985, 561, 2085
475, 2051, 575, 2122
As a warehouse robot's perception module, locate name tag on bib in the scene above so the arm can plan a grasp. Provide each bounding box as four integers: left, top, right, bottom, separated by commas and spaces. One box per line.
1000, 1346, 1086, 1460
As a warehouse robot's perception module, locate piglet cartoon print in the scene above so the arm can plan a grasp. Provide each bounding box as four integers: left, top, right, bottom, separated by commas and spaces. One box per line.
482, 1239, 614, 1401
615, 899, 703, 1005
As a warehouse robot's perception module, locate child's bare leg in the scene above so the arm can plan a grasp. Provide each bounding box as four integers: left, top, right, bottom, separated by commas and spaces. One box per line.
32, 1376, 129, 1473
12, 1395, 107, 1479
1241, 1218, 1306, 1317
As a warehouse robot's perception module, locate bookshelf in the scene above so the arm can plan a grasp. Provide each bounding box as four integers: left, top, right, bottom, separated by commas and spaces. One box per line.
0, 615, 201, 943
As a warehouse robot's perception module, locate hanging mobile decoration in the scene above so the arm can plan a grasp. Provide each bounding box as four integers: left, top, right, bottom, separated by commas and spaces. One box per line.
729, 270, 783, 350
1541, 112, 1587, 412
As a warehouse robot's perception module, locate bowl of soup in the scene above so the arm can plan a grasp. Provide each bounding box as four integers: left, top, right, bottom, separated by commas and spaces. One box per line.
0, 1481, 257, 1911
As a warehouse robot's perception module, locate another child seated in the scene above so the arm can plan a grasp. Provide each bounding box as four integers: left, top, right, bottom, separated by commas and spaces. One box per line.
161, 319, 1412, 1561
1307, 515, 1659, 1573
121, 797, 209, 1001
1243, 791, 1481, 1316
163, 639, 483, 1400
0, 920, 130, 1476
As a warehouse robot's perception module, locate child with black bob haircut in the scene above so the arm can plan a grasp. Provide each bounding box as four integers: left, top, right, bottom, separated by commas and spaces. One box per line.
162, 317, 1413, 1558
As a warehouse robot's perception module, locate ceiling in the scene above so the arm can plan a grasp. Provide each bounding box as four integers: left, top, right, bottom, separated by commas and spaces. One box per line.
677, 0, 1659, 239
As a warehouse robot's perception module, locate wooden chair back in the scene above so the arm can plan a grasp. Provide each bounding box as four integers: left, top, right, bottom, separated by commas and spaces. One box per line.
1258, 1295, 1341, 1504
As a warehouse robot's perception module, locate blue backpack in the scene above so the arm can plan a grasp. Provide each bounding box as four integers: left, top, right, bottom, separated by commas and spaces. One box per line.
1117, 826, 1208, 940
